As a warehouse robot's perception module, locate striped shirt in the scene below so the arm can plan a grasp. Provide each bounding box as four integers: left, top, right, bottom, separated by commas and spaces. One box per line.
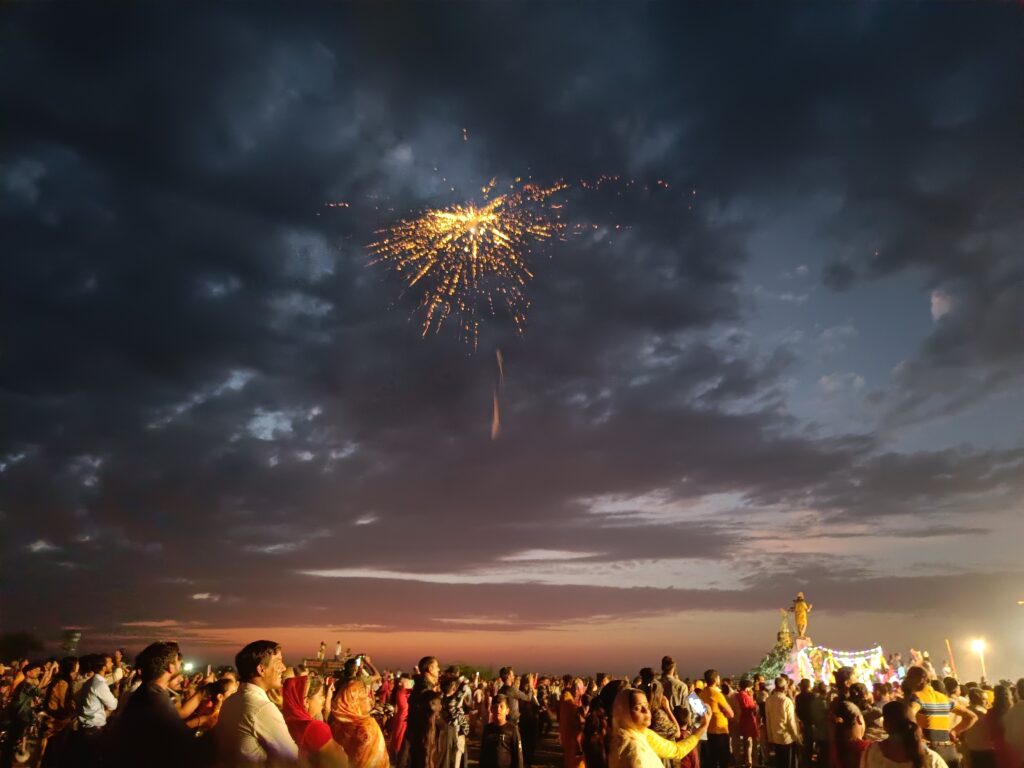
911, 686, 954, 743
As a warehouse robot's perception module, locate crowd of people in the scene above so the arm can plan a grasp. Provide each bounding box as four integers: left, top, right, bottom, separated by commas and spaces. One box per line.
1, 641, 1023, 768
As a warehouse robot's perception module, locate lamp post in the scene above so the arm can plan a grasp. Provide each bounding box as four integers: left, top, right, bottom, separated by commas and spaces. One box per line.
970, 638, 987, 682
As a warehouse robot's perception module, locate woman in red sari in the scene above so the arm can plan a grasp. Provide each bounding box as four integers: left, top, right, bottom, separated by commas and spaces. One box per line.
282, 675, 348, 767
331, 679, 390, 768
390, 675, 414, 759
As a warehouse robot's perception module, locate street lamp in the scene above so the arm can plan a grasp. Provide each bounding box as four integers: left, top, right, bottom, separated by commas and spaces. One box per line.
970, 638, 987, 681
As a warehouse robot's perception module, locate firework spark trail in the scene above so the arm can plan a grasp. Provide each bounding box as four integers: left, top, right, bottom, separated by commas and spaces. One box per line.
491, 390, 501, 440
368, 182, 568, 344
491, 347, 505, 440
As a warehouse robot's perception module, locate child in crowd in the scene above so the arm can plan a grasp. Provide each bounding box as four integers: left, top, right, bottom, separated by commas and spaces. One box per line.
479, 694, 524, 768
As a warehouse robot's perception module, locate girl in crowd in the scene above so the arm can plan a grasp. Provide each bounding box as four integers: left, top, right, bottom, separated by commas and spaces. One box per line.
861, 701, 947, 768
282, 675, 348, 767
961, 688, 995, 768
832, 701, 870, 768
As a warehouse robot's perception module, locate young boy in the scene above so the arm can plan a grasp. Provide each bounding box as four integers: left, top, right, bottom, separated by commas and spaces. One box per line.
479, 694, 524, 768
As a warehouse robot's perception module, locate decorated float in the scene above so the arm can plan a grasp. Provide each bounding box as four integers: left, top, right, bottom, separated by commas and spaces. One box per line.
750, 592, 887, 684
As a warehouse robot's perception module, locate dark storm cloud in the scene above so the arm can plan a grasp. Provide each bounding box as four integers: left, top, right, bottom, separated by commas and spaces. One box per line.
1, 3, 1020, 651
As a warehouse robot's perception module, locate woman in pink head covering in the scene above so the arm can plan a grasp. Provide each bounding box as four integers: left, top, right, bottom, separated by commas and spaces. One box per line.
281, 675, 349, 767
331, 679, 389, 768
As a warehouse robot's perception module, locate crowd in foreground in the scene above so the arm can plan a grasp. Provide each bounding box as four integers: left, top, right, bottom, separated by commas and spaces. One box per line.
1, 641, 1023, 768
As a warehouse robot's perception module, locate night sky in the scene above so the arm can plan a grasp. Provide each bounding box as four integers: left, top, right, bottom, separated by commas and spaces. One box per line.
2, 3, 1023, 676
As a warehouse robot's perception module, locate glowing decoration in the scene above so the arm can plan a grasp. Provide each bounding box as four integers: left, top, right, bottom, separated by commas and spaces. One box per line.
971, 638, 988, 679
369, 182, 567, 343
794, 644, 886, 684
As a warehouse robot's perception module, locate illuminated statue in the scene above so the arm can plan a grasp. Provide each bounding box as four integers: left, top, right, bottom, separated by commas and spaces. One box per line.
787, 592, 812, 638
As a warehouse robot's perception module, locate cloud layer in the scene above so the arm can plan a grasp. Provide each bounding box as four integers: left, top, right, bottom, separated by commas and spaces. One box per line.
1, 4, 1022, 673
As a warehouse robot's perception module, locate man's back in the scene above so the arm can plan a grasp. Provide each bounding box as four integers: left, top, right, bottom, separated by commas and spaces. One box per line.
106, 683, 196, 768
765, 693, 797, 744
661, 674, 687, 712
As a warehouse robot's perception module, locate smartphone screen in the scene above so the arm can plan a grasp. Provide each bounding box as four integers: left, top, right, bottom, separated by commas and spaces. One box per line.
687, 692, 707, 717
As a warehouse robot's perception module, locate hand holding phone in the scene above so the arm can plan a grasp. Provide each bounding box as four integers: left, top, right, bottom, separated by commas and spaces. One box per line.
687, 691, 707, 718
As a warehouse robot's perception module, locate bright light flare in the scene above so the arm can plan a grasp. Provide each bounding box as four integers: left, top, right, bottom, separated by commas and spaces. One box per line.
369, 183, 567, 343
970, 638, 986, 654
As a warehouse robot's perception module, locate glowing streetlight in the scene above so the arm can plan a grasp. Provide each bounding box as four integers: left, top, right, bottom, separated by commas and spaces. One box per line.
970, 638, 987, 681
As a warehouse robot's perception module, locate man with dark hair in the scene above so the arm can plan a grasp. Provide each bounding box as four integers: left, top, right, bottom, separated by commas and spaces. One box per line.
106, 642, 198, 768
699, 669, 734, 768
216, 640, 298, 764
497, 666, 535, 728
903, 665, 976, 768
399, 655, 443, 768
661, 655, 690, 726
70, 652, 117, 767
343, 653, 381, 690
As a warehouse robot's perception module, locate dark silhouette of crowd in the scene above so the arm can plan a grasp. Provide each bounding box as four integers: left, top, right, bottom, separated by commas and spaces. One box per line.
2, 641, 1023, 768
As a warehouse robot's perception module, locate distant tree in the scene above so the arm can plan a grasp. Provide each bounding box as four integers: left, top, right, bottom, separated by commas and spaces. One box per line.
0, 631, 45, 660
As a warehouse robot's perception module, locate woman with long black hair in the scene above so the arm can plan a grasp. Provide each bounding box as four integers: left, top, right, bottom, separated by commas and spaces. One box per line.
861, 701, 948, 768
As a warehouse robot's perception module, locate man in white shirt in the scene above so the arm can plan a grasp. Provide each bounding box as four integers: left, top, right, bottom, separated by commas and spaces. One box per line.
217, 640, 299, 765
765, 677, 801, 768
71, 654, 118, 768
78, 654, 118, 728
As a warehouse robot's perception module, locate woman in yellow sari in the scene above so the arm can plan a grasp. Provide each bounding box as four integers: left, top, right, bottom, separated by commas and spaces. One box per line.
330, 680, 389, 768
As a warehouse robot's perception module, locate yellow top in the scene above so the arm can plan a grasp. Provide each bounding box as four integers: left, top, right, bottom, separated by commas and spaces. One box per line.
645, 729, 701, 760
700, 686, 733, 734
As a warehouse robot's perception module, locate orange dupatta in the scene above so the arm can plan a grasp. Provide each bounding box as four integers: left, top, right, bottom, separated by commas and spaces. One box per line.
330, 680, 389, 768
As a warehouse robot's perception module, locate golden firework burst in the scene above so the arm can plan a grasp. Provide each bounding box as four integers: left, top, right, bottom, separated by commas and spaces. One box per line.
369, 182, 567, 343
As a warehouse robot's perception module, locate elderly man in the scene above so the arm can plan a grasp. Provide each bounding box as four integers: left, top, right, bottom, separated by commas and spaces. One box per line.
765, 677, 801, 768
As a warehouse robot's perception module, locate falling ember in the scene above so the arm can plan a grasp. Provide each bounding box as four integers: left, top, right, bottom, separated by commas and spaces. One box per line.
463, 127, 469, 141
368, 182, 567, 343
491, 389, 501, 440
495, 348, 504, 384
